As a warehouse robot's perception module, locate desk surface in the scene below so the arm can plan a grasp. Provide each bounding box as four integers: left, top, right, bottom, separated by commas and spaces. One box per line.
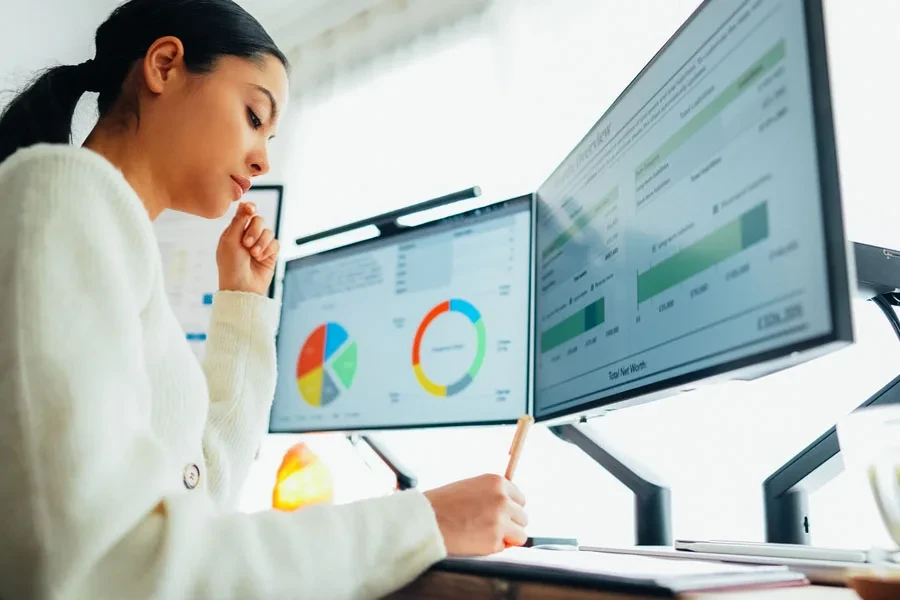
387, 570, 858, 599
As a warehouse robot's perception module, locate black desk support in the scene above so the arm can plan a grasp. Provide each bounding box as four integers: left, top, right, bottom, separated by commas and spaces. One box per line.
549, 423, 672, 546
764, 285, 900, 544
348, 434, 418, 491
763, 372, 900, 544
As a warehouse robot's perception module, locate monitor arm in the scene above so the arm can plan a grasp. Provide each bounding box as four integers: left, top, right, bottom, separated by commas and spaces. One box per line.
549, 423, 672, 546
347, 434, 418, 491
763, 369, 900, 543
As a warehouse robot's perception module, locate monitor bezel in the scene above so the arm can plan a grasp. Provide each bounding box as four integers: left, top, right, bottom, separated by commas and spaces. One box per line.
269, 194, 535, 434
247, 184, 285, 300
533, 0, 853, 424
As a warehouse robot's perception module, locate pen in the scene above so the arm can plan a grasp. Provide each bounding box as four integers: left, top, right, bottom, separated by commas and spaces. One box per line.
504, 415, 534, 480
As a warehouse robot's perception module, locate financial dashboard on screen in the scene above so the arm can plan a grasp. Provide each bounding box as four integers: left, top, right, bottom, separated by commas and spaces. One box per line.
155, 186, 283, 360
270, 196, 532, 433
534, 0, 848, 421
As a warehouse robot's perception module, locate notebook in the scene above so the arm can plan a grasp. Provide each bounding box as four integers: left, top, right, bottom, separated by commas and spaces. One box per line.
437, 547, 809, 595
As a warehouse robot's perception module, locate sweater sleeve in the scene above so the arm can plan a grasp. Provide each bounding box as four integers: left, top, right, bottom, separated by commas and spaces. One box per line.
0, 147, 446, 600
201, 291, 280, 509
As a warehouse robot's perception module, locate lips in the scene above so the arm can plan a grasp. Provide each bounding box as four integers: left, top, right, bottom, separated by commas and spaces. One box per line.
231, 175, 252, 199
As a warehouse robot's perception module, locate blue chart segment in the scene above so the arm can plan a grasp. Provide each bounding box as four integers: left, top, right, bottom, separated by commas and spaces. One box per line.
450, 298, 481, 323
324, 323, 349, 361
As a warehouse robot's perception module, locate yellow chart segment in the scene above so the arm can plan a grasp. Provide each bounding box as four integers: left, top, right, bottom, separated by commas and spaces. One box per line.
413, 363, 447, 397
298, 366, 324, 407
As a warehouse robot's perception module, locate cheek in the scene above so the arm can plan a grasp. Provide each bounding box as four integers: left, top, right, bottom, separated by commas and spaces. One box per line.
157, 96, 247, 218
184, 94, 246, 154
201, 113, 252, 172
195, 101, 252, 195
173, 145, 231, 217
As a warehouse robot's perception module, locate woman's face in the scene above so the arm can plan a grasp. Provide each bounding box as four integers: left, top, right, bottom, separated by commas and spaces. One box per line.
140, 47, 289, 219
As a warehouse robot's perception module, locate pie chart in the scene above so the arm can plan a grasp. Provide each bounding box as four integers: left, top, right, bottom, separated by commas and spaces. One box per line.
296, 323, 358, 407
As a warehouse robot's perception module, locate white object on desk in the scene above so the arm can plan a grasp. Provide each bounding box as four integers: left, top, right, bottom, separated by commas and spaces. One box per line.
581, 545, 900, 586
673, 539, 868, 563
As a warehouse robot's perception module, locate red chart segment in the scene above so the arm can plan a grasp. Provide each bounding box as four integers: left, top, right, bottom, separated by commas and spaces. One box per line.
297, 324, 326, 378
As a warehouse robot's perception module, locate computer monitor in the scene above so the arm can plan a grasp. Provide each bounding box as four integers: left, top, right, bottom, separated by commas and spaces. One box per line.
155, 185, 284, 360
533, 0, 853, 423
269, 195, 533, 433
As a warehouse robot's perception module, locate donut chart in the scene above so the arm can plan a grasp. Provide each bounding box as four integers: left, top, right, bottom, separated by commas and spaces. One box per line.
412, 299, 486, 397
296, 323, 357, 407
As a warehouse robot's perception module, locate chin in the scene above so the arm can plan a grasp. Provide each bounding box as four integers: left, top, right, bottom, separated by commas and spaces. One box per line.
213, 203, 234, 219
169, 191, 228, 219
204, 197, 233, 220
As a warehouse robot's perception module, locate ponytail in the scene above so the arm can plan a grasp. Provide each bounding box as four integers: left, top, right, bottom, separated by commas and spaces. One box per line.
0, 61, 98, 164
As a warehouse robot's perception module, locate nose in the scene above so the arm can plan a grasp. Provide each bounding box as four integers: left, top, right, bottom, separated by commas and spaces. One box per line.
248, 144, 270, 177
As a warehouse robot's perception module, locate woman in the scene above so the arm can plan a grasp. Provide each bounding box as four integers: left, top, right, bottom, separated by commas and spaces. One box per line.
0, 1, 528, 598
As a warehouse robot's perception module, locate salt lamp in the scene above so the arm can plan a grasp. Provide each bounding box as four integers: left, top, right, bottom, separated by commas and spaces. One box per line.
272, 442, 334, 511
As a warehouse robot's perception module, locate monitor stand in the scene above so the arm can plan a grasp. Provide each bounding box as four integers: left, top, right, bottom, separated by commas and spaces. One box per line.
763, 374, 900, 544
549, 423, 672, 546
347, 434, 418, 491
763, 291, 900, 544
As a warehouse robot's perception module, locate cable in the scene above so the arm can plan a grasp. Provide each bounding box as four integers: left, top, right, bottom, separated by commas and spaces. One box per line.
873, 293, 900, 343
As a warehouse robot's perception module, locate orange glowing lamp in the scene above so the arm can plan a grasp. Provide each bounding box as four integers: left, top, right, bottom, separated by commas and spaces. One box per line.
272, 442, 334, 511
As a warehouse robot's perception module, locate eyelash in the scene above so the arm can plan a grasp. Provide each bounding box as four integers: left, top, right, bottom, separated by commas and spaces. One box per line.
247, 108, 262, 130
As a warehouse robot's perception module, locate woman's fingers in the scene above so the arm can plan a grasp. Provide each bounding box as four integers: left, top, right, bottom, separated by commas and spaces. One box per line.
508, 499, 529, 529
503, 518, 528, 548
504, 479, 526, 507
251, 229, 274, 258
242, 215, 266, 248
261, 238, 280, 262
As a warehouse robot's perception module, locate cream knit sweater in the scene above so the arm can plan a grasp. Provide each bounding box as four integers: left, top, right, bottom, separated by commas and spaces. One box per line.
0, 144, 446, 600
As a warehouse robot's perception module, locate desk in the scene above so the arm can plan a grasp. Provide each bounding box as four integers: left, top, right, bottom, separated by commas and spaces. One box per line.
387, 570, 858, 599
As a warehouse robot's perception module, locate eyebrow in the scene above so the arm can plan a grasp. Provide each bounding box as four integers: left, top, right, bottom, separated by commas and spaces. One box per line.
252, 84, 279, 126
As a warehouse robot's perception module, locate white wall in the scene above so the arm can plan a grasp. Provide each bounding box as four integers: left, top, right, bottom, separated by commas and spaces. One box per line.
0, 1, 116, 91
822, 0, 900, 248
0, 0, 121, 141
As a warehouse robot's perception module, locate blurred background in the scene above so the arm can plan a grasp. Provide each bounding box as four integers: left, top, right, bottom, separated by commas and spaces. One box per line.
4, 0, 899, 549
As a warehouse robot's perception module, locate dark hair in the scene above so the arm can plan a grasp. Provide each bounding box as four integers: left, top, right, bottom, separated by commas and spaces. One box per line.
0, 0, 289, 164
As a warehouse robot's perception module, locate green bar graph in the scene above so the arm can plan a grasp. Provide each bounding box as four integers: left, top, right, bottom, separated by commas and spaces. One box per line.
541, 187, 619, 262
635, 40, 786, 181
637, 202, 769, 303
541, 298, 606, 353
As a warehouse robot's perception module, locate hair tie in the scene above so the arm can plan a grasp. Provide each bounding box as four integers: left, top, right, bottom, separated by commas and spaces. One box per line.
77, 59, 102, 93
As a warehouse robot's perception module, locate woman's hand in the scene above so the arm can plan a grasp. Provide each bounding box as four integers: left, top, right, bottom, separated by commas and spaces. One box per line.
423, 474, 528, 556
216, 202, 280, 296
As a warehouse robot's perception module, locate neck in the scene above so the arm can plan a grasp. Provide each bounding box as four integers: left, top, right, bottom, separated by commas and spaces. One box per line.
83, 118, 168, 220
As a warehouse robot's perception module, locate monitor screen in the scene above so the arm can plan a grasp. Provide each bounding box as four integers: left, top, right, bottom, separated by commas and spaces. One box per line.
155, 186, 283, 360
270, 195, 532, 433
533, 0, 851, 422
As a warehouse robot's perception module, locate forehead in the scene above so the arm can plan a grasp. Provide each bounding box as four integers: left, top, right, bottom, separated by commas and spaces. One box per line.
214, 54, 289, 112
